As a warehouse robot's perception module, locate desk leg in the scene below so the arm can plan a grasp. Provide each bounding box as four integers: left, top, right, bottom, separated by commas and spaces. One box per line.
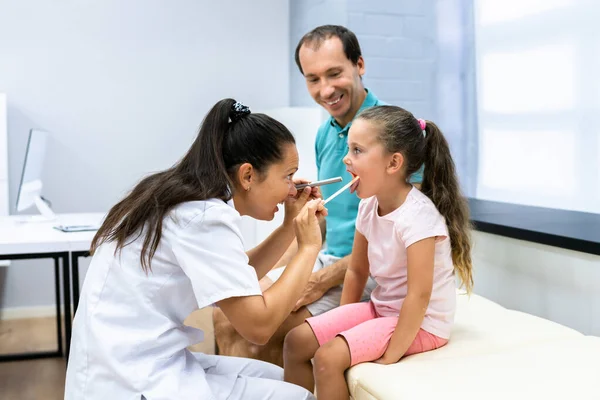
54, 257, 63, 356
71, 252, 80, 316
62, 253, 72, 360
0, 252, 66, 362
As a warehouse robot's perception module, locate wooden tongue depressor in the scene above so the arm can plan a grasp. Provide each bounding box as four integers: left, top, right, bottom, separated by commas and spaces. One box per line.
323, 176, 360, 205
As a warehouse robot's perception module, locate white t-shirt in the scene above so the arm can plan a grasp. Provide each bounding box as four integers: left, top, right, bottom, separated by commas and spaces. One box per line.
355, 188, 456, 339
65, 198, 262, 400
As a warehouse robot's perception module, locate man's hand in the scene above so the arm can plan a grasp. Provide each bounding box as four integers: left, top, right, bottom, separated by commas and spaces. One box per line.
293, 270, 327, 311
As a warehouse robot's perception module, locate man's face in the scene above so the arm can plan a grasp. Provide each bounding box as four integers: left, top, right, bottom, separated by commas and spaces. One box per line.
298, 37, 365, 127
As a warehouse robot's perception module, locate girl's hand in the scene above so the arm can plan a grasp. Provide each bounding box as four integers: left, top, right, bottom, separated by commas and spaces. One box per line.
283, 179, 322, 225
373, 350, 402, 365
294, 199, 327, 252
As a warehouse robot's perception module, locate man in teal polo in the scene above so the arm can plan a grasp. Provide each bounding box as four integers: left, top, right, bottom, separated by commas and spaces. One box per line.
213, 25, 422, 366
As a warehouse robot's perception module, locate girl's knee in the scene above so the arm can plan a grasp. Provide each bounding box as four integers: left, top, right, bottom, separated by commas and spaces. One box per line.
313, 338, 350, 375
283, 323, 316, 361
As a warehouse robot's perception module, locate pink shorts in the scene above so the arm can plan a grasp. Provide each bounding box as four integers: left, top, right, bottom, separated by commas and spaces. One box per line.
306, 301, 448, 366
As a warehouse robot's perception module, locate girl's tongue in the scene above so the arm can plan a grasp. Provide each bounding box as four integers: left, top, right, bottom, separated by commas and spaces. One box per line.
350, 176, 360, 194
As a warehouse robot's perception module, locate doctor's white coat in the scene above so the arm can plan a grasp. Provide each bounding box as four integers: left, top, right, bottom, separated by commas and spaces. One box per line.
64, 199, 313, 400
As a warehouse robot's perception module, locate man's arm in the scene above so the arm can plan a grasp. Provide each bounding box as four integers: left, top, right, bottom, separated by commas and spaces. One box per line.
292, 254, 350, 311
314, 255, 349, 288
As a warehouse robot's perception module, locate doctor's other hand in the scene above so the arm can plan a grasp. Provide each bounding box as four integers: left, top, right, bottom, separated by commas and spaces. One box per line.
292, 178, 323, 200
294, 199, 327, 252
283, 179, 314, 225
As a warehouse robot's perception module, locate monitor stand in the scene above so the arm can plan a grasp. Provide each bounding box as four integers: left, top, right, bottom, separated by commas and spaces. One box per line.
14, 195, 57, 222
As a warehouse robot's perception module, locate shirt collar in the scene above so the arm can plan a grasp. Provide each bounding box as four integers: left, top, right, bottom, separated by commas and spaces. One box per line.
377, 187, 417, 221
328, 88, 378, 131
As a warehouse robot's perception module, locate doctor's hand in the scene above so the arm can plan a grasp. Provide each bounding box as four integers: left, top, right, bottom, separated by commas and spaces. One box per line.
294, 199, 327, 252
283, 179, 321, 226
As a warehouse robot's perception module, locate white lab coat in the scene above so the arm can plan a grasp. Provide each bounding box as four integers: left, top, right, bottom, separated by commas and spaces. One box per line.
64, 199, 314, 400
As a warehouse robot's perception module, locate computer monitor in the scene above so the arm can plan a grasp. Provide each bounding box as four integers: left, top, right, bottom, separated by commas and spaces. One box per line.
16, 129, 56, 220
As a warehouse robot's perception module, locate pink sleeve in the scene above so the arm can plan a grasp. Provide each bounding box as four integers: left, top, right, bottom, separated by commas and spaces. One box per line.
397, 203, 449, 248
355, 198, 371, 237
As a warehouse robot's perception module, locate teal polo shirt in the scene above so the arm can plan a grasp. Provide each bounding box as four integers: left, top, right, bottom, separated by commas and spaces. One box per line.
315, 89, 423, 258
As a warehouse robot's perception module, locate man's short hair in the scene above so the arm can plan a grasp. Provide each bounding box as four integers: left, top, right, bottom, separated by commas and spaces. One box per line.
294, 25, 362, 75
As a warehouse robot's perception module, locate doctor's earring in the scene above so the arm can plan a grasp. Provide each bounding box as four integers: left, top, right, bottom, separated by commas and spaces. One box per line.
245, 186, 251, 192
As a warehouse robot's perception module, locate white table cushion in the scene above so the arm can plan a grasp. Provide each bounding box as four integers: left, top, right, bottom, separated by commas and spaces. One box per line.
347, 292, 592, 400
349, 336, 600, 400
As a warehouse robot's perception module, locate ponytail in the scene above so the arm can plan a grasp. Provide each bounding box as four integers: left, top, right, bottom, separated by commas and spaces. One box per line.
91, 98, 295, 273
182, 98, 239, 201
421, 121, 473, 293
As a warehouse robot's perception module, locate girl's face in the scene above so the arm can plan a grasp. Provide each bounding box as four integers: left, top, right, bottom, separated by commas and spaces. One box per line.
343, 119, 399, 199
237, 143, 299, 221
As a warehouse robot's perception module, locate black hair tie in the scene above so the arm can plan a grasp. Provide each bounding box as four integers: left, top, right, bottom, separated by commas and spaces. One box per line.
230, 101, 251, 122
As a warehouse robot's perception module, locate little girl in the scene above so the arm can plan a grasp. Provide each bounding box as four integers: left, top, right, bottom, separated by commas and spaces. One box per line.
282, 105, 473, 399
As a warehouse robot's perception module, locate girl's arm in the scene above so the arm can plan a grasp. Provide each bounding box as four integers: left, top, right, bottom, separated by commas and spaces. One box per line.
340, 230, 370, 306
376, 237, 435, 364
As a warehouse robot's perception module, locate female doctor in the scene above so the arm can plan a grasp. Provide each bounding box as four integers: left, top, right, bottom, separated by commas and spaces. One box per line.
64, 98, 325, 400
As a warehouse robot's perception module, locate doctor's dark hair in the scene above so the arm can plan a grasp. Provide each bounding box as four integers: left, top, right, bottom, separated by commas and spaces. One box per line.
356, 105, 473, 293
90, 98, 296, 272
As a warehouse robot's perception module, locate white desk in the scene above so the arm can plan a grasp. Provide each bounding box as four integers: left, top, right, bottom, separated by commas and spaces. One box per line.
0, 213, 105, 361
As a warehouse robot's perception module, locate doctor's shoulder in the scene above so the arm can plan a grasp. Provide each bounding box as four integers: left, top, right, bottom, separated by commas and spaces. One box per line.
166, 198, 241, 232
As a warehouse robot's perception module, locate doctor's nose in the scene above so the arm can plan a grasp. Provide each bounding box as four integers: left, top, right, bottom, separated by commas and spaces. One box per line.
289, 183, 298, 197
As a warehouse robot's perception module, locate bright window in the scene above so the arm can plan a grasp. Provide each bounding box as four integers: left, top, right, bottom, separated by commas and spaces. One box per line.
474, 0, 600, 213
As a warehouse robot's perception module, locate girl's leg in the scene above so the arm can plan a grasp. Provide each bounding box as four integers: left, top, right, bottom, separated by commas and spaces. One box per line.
313, 336, 352, 400
404, 328, 448, 356
308, 316, 395, 400
283, 302, 376, 392
283, 322, 320, 392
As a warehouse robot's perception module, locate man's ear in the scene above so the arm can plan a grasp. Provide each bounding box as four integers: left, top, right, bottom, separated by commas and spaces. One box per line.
387, 152, 404, 174
236, 163, 254, 191
356, 56, 365, 77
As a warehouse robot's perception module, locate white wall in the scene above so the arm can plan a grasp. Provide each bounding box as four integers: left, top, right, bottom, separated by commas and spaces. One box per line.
0, 0, 290, 311
472, 231, 600, 336
0, 93, 8, 269
0, 94, 7, 216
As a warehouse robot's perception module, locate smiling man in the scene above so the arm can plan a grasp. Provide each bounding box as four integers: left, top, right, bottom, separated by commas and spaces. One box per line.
213, 25, 421, 367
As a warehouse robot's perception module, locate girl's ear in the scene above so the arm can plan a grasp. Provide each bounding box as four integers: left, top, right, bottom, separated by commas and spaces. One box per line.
387, 152, 404, 174
236, 162, 254, 191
